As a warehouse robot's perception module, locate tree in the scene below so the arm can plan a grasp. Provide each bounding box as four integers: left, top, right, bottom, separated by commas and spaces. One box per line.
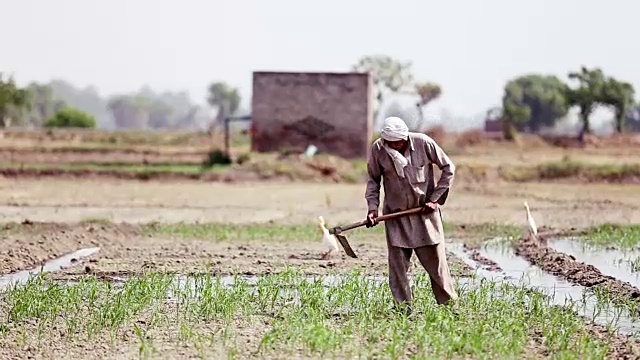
106, 87, 205, 130
176, 105, 206, 130
352, 55, 415, 120
207, 82, 241, 128
502, 83, 531, 140
0, 73, 31, 127
24, 83, 66, 126
48, 80, 111, 128
147, 100, 174, 129
566, 66, 607, 134
627, 106, 640, 132
600, 78, 635, 133
500, 74, 570, 139
414, 82, 442, 131
45, 107, 96, 128
107, 95, 150, 129
415, 82, 442, 107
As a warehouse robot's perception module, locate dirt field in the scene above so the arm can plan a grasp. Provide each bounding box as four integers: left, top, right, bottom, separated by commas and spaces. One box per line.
1, 178, 639, 225
2, 130, 640, 358
0, 177, 640, 358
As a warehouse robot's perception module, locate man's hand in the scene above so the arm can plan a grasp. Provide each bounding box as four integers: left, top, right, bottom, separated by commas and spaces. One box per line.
422, 201, 438, 213
366, 210, 378, 228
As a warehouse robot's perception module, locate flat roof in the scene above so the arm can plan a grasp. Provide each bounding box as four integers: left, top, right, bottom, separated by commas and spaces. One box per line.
252, 70, 370, 76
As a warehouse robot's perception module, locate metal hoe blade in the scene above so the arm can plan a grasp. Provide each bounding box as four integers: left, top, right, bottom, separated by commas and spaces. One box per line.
336, 234, 357, 258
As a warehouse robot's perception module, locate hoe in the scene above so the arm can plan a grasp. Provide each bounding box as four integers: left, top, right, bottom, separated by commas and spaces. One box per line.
324, 206, 425, 258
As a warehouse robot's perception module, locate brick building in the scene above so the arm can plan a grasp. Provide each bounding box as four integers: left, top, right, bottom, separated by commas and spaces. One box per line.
251, 71, 373, 159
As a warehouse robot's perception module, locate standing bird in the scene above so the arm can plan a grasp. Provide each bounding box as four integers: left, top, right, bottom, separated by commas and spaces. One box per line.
317, 216, 339, 259
523, 201, 538, 241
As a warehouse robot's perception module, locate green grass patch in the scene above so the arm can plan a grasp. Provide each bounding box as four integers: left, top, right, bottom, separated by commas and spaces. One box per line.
80, 217, 112, 224
0, 162, 228, 174
142, 221, 386, 242
580, 224, 640, 249
500, 158, 640, 182
2, 128, 213, 146
142, 221, 522, 245
628, 257, 640, 272
0, 270, 617, 358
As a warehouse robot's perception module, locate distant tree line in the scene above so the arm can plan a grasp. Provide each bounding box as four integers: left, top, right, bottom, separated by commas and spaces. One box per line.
0, 74, 242, 130
3, 60, 639, 138
501, 66, 639, 140
354, 55, 640, 139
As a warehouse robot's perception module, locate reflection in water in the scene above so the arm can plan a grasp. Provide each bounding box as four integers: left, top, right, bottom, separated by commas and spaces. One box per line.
549, 237, 640, 288
0, 248, 100, 288
448, 239, 640, 335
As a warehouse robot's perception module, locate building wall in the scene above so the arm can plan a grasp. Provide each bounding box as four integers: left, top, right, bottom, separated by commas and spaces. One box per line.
251, 71, 373, 159
484, 119, 502, 132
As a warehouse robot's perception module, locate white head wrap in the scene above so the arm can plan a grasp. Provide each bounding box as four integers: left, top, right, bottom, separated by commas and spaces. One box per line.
379, 117, 410, 178
380, 117, 409, 142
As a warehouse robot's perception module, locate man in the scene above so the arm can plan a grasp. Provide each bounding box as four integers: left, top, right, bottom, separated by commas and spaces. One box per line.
365, 116, 458, 311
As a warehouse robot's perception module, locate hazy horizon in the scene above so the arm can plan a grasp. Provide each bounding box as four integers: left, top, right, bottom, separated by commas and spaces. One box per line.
2, 0, 638, 130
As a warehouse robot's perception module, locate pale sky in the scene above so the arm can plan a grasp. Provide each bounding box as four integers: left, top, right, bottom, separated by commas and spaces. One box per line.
1, 0, 638, 127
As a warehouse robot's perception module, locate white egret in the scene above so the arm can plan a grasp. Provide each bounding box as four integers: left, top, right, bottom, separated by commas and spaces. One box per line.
523, 201, 538, 240
317, 216, 339, 259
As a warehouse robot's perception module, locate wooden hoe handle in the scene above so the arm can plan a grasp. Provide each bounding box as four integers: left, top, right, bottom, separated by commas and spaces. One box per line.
329, 206, 424, 234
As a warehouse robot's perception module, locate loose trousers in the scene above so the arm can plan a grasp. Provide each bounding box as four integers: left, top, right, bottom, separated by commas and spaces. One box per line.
387, 241, 458, 306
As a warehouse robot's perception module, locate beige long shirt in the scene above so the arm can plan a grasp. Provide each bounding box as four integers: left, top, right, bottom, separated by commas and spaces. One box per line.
365, 133, 456, 248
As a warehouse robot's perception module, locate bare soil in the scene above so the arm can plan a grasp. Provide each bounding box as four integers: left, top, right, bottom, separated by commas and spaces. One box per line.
0, 221, 471, 279
2, 314, 627, 360
0, 221, 138, 275
2, 179, 639, 226
0, 316, 267, 360
563, 319, 640, 360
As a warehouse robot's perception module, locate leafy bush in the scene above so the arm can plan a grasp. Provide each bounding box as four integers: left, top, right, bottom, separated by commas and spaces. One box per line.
44, 107, 96, 128
202, 149, 231, 167
236, 153, 251, 165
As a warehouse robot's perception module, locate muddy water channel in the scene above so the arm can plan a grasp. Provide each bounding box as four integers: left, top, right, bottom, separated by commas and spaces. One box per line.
449, 239, 640, 335
0, 247, 99, 288
548, 237, 640, 288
